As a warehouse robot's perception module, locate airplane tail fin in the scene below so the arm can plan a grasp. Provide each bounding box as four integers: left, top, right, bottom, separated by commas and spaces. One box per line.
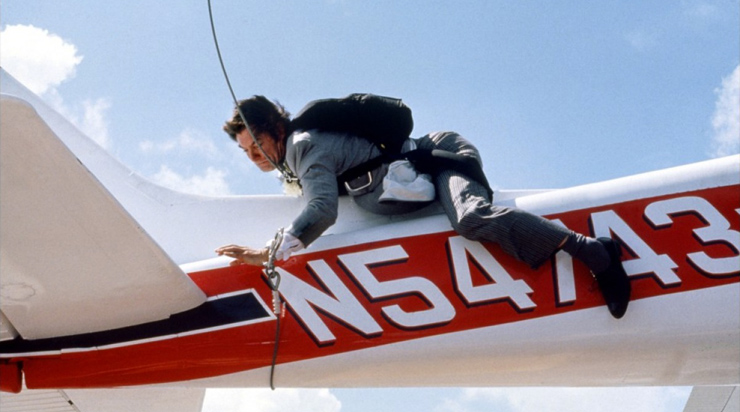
1, 87, 206, 340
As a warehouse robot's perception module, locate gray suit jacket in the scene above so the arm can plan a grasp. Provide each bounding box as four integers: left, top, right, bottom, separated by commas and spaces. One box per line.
283, 130, 426, 246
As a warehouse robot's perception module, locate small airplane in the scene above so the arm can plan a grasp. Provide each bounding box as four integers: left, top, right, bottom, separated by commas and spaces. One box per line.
0, 68, 738, 412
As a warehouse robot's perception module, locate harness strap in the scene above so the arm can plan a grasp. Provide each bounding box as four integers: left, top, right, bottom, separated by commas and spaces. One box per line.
337, 149, 493, 198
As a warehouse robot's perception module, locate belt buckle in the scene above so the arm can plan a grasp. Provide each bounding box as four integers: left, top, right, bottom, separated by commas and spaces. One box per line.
344, 171, 373, 194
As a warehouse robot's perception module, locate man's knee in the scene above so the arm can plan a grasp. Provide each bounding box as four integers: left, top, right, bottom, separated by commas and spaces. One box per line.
451, 206, 489, 241
450, 204, 519, 242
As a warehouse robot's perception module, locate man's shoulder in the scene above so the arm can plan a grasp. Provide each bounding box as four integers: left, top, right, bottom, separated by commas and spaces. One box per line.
289, 130, 372, 150
285, 130, 346, 165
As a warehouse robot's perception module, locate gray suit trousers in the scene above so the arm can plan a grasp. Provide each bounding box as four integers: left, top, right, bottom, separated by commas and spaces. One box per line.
416, 131, 569, 269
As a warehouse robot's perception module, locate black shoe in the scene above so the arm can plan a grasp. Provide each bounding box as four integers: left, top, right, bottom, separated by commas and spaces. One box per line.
593, 238, 631, 319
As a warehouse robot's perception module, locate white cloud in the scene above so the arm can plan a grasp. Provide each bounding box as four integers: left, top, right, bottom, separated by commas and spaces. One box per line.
438, 387, 690, 412
50, 97, 113, 149
201, 388, 341, 412
710, 64, 740, 157
0, 24, 83, 95
625, 30, 659, 52
150, 165, 232, 196
139, 128, 219, 157
141, 130, 233, 196
0, 24, 114, 150
682, 0, 721, 20
79, 98, 113, 149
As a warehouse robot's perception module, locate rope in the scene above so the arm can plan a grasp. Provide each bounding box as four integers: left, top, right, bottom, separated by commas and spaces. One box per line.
207, 0, 297, 183
264, 228, 285, 390
208, 2, 288, 388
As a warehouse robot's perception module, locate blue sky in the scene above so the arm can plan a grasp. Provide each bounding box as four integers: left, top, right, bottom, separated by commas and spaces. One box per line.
1, 1, 738, 411
2, 1, 738, 197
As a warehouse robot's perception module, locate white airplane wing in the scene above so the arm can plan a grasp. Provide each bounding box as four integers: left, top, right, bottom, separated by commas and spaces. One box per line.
683, 386, 739, 412
0, 388, 205, 412
0, 95, 206, 340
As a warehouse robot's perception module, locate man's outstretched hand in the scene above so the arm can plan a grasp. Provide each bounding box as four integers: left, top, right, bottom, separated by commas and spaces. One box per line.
215, 244, 269, 266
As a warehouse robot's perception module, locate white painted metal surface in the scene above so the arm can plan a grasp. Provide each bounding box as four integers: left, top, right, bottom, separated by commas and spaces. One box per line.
0, 312, 18, 342
683, 386, 739, 412
0, 388, 206, 412
0, 68, 737, 398
0, 95, 205, 339
0, 70, 550, 266
183, 267, 739, 388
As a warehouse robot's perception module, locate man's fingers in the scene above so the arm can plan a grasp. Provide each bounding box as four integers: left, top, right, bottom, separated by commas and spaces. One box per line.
215, 245, 266, 267
215, 245, 243, 255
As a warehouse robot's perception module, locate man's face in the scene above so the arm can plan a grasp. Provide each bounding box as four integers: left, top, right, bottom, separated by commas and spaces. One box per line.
236, 129, 282, 172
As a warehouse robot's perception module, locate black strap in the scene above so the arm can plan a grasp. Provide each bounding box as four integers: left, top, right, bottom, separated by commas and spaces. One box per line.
337, 149, 493, 198
338, 152, 403, 183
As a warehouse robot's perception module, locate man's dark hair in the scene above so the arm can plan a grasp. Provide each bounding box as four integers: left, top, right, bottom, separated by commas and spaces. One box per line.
223, 95, 291, 142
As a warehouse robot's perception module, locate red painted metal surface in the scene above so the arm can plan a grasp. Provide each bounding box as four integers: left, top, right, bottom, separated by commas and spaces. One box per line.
13, 185, 737, 389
